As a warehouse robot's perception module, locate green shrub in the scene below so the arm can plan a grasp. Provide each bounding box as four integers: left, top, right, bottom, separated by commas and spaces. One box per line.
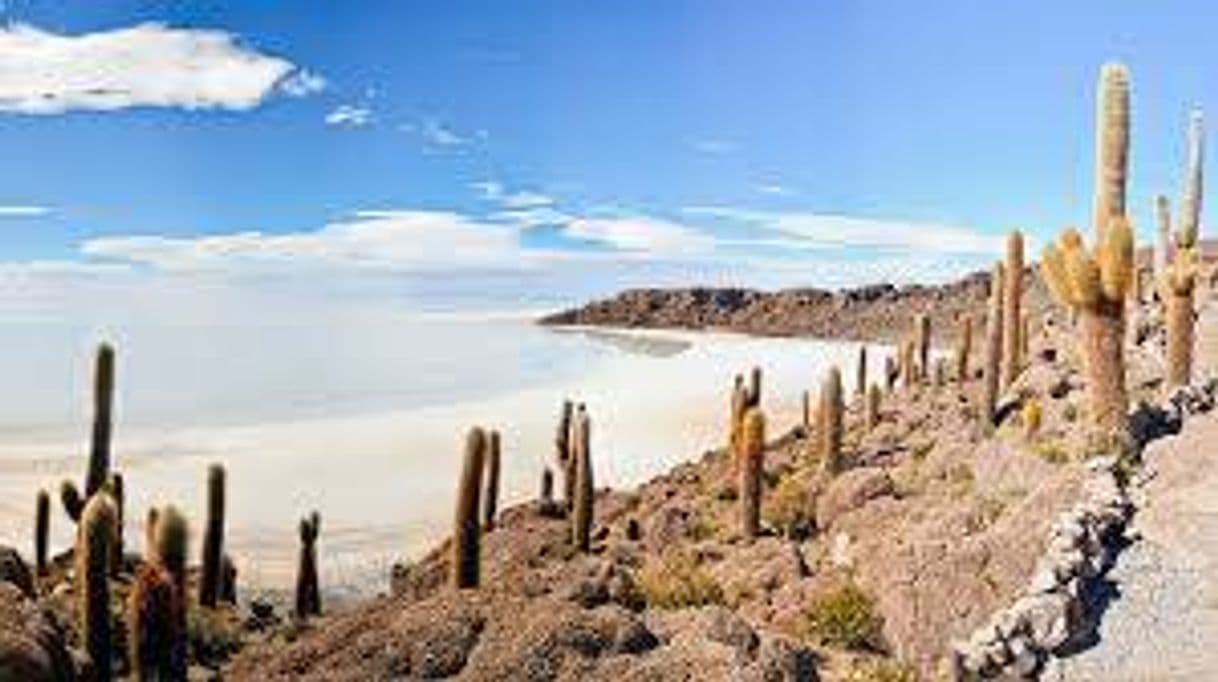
1031, 439, 1070, 464
637, 549, 724, 609
762, 472, 815, 536
846, 659, 917, 682
803, 582, 885, 651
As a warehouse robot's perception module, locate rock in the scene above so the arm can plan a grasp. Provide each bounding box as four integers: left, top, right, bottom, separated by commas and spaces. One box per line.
1008, 635, 1041, 677
740, 635, 819, 681
0, 583, 75, 681
0, 547, 34, 599
816, 467, 894, 529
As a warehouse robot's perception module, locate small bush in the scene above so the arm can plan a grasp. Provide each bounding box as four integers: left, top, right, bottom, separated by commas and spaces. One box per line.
1021, 399, 1042, 438
846, 659, 917, 682
1031, 439, 1069, 464
637, 549, 725, 609
188, 606, 244, 664
763, 472, 816, 538
803, 582, 884, 651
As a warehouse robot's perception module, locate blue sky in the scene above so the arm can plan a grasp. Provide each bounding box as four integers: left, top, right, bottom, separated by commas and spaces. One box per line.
0, 1, 1211, 309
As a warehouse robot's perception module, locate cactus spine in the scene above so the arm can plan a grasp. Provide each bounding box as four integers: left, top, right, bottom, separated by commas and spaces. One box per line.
865, 383, 881, 430
200, 463, 226, 608
483, 430, 501, 530
86, 343, 115, 497
35, 489, 49, 577
983, 262, 1005, 431
571, 407, 594, 553
295, 511, 321, 618
128, 562, 177, 682
855, 346, 867, 398
738, 408, 765, 541
817, 366, 844, 476
955, 315, 972, 383
1002, 231, 1025, 389
453, 427, 486, 588
78, 494, 116, 680
1092, 63, 1130, 240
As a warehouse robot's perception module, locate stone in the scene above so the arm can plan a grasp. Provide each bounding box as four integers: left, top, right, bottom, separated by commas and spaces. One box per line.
0, 548, 34, 599
1008, 635, 1041, 677
815, 467, 895, 529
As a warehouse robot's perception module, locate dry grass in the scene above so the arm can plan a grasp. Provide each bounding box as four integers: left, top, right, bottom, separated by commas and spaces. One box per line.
803, 582, 885, 651
636, 549, 725, 610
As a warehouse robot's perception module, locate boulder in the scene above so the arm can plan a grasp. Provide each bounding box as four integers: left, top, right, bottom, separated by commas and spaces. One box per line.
815, 468, 895, 529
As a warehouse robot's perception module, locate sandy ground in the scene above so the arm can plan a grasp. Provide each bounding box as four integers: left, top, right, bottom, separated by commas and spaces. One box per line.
0, 326, 892, 600
1047, 295, 1218, 681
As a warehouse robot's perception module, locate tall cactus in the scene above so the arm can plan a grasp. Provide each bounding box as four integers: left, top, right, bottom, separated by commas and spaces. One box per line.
452, 427, 486, 588
1092, 62, 1130, 240
555, 400, 574, 512
1002, 231, 1025, 389
128, 562, 177, 682
35, 489, 49, 577
747, 366, 762, 406
1164, 108, 1205, 387
152, 505, 188, 681
855, 346, 867, 398
801, 390, 811, 430
295, 511, 321, 618
144, 507, 159, 561
817, 366, 844, 476
884, 356, 897, 393
103, 472, 125, 576
865, 383, 881, 430
1155, 195, 1173, 294
1040, 221, 1135, 436
983, 262, 1005, 431
483, 430, 501, 531
571, 408, 594, 553
86, 343, 115, 497
955, 315, 973, 383
200, 463, 226, 608
1177, 108, 1205, 251
915, 315, 931, 383
738, 408, 765, 541
899, 339, 915, 389
77, 494, 116, 680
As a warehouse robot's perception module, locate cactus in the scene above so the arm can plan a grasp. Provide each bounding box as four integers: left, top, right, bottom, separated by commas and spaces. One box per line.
747, 366, 762, 406
35, 489, 49, 577
452, 427, 486, 588
1177, 108, 1205, 250
200, 463, 226, 608
1022, 399, 1043, 439
933, 358, 946, 388
728, 374, 747, 461
77, 493, 116, 680
1092, 63, 1130, 239
152, 505, 188, 680
801, 390, 811, 430
1164, 248, 1198, 387
483, 430, 501, 531
220, 554, 238, 604
1021, 313, 1032, 362
1155, 195, 1173, 294
884, 356, 897, 392
295, 511, 321, 618
86, 343, 115, 497
983, 262, 1005, 431
738, 408, 765, 541
855, 346, 867, 398
1002, 231, 1025, 389
817, 366, 844, 476
865, 383, 881, 430
103, 473, 125, 576
555, 400, 574, 511
144, 507, 159, 561
127, 562, 178, 682
899, 339, 915, 389
955, 315, 973, 383
1041, 221, 1134, 436
916, 314, 931, 383
60, 479, 83, 524
571, 408, 594, 552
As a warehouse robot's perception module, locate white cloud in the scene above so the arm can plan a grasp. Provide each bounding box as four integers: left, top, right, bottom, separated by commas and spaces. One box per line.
756, 184, 793, 197
684, 207, 1003, 255
324, 104, 373, 127
499, 191, 553, 210
421, 120, 467, 147
0, 23, 320, 114
563, 217, 716, 255
493, 207, 571, 228
82, 210, 522, 272
690, 138, 736, 155
0, 205, 52, 217
470, 180, 504, 200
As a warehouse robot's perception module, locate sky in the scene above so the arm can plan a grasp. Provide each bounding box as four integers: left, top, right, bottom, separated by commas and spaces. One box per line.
0, 1, 1213, 317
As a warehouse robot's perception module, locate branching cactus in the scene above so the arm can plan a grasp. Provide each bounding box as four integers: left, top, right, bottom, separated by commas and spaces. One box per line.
982, 262, 1005, 431
955, 315, 972, 383
855, 346, 867, 398
35, 489, 49, 577
86, 343, 115, 497
817, 366, 844, 477
60, 480, 83, 524
483, 430, 501, 530
128, 562, 177, 682
738, 408, 765, 541
571, 408, 594, 553
1002, 231, 1025, 389
1040, 221, 1135, 437
866, 383, 881, 430
452, 427, 487, 588
200, 463, 226, 608
295, 511, 321, 618
77, 493, 116, 680
916, 314, 931, 383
